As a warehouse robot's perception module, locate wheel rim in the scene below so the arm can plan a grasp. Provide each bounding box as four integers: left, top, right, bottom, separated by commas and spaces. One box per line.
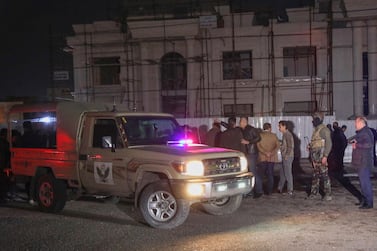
39, 181, 54, 207
210, 197, 230, 206
147, 191, 177, 222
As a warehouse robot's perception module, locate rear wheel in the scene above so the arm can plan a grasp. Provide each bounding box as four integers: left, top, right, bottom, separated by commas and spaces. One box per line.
201, 194, 243, 216
36, 174, 67, 213
139, 182, 190, 229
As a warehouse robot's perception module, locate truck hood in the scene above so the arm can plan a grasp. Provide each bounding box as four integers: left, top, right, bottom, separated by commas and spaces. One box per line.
129, 144, 241, 157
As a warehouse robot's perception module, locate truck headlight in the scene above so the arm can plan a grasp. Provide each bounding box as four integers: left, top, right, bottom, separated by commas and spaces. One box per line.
240, 156, 248, 172
172, 160, 205, 176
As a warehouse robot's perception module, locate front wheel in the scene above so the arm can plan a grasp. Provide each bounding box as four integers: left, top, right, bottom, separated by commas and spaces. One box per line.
201, 194, 243, 216
36, 174, 67, 213
139, 182, 190, 229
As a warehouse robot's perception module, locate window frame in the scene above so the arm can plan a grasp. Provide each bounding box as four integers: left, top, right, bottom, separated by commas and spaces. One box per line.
283, 46, 316, 77
222, 50, 253, 80
92, 57, 121, 86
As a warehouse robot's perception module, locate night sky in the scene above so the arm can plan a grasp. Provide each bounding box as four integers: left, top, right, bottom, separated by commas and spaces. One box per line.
1, 0, 309, 100
0, 0, 120, 100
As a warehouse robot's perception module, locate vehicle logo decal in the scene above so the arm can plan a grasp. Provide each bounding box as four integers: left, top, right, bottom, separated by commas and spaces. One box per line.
218, 161, 230, 170
94, 162, 114, 185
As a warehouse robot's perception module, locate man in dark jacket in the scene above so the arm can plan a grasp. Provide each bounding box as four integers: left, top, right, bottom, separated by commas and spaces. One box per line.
239, 116, 261, 197
352, 116, 374, 209
328, 122, 363, 204
219, 117, 244, 152
0, 128, 10, 203
205, 120, 221, 147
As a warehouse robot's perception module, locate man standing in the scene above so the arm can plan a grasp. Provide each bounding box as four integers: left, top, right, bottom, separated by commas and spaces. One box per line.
277, 120, 295, 195
307, 112, 332, 201
0, 128, 10, 203
239, 116, 261, 197
219, 117, 244, 152
352, 116, 374, 209
256, 123, 280, 196
205, 119, 221, 147
328, 122, 363, 204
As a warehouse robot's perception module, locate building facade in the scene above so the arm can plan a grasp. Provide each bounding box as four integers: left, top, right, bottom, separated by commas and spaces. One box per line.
66, 0, 377, 119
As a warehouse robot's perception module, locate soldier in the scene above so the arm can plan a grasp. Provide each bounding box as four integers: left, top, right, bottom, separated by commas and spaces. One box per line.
307, 112, 333, 201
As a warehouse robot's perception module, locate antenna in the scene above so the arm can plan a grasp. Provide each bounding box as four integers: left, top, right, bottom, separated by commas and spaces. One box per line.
112, 96, 117, 112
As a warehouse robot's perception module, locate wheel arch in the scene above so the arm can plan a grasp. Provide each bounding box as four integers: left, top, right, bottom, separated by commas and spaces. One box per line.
30, 166, 63, 200
134, 171, 170, 208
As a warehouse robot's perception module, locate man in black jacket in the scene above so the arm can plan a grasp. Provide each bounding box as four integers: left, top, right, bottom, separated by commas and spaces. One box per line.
0, 128, 10, 203
328, 122, 363, 205
219, 117, 244, 152
239, 116, 261, 197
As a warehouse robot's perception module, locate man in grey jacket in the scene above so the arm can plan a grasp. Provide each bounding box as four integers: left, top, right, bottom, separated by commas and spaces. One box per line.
277, 120, 295, 195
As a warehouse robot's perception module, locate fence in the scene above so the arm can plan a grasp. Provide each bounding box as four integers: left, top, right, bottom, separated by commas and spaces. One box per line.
177, 116, 377, 159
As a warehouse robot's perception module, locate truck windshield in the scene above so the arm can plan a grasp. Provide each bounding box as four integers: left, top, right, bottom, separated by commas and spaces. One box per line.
121, 116, 184, 146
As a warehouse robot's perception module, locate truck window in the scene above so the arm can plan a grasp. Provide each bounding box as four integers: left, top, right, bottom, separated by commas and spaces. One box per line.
10, 112, 57, 149
92, 119, 123, 149
122, 116, 183, 146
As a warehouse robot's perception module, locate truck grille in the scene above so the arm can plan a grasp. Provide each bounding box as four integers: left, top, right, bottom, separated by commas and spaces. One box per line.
202, 157, 241, 175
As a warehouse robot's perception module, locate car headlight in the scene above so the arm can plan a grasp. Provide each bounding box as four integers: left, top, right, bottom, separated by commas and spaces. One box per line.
240, 156, 248, 172
172, 160, 205, 176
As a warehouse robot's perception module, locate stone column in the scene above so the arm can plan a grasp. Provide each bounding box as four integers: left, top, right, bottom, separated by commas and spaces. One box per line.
352, 21, 364, 117
367, 20, 377, 118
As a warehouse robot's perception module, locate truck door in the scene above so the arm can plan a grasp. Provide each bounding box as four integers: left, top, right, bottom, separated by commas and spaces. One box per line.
79, 117, 129, 195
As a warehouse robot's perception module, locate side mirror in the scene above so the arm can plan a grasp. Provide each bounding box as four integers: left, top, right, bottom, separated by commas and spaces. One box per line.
102, 136, 113, 148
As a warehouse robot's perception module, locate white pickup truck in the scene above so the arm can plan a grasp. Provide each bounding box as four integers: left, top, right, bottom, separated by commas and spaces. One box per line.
7, 102, 253, 229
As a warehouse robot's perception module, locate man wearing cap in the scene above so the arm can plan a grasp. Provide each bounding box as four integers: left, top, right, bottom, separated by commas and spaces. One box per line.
307, 112, 333, 201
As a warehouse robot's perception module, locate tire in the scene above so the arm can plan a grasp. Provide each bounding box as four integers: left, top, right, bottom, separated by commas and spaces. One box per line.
36, 174, 67, 213
139, 182, 190, 229
201, 194, 243, 216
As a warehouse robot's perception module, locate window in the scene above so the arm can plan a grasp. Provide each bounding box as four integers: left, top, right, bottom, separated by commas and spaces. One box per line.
92, 119, 123, 148
122, 115, 182, 146
161, 52, 187, 91
11, 112, 57, 148
93, 57, 120, 86
283, 101, 317, 115
160, 52, 187, 118
223, 51, 252, 80
283, 46, 316, 77
223, 104, 253, 117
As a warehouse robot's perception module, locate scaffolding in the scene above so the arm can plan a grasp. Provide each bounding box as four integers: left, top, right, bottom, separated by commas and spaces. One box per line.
67, 0, 377, 118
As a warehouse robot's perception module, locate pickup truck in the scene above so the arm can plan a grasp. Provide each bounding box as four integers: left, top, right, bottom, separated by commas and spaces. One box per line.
7, 102, 253, 229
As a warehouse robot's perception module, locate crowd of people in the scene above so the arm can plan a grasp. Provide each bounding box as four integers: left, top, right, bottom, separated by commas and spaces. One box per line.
205, 113, 377, 209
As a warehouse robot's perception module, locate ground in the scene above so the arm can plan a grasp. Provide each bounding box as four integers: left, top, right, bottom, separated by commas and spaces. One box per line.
0, 162, 377, 250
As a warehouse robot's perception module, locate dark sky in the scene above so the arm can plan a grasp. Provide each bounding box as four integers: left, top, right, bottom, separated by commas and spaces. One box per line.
0, 0, 310, 100
0, 0, 120, 100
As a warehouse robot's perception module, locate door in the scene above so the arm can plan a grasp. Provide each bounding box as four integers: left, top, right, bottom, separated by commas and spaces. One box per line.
79, 116, 129, 195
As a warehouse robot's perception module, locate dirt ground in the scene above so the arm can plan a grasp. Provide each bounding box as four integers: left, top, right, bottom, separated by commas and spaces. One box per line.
1, 161, 377, 251
226, 163, 377, 251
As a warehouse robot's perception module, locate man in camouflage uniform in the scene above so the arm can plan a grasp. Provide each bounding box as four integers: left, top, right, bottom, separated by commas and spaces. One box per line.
307, 112, 333, 201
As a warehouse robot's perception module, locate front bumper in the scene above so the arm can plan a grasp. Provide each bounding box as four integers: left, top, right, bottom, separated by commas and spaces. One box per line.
170, 172, 254, 200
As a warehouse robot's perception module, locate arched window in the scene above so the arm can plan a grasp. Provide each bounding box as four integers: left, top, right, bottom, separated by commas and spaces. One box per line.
160, 52, 187, 117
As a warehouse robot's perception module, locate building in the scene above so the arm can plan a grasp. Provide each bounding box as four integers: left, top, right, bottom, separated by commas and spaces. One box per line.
66, 0, 377, 119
